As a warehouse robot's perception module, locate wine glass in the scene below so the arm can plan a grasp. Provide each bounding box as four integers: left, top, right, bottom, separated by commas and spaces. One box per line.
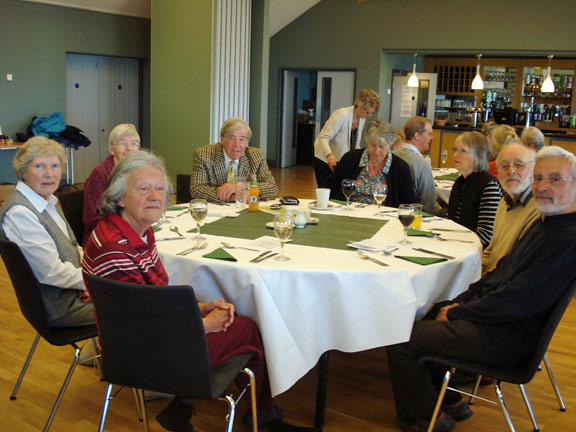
341, 179, 356, 211
372, 183, 388, 216
189, 199, 208, 241
273, 213, 295, 261
441, 150, 448, 172
398, 204, 415, 245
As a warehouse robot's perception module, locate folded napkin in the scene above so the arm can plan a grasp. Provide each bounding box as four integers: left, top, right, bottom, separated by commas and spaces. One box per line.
423, 211, 434, 218
434, 172, 460, 181
202, 248, 237, 262
407, 228, 436, 237
153, 226, 162, 233
348, 239, 396, 252
166, 206, 186, 211
330, 199, 348, 205
395, 255, 447, 265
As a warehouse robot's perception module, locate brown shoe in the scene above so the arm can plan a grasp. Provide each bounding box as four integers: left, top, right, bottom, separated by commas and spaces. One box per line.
396, 411, 455, 432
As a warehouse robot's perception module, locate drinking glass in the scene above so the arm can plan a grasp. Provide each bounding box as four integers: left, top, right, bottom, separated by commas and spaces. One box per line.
273, 213, 295, 261
341, 179, 356, 211
189, 199, 208, 241
398, 204, 415, 245
372, 183, 388, 216
441, 150, 448, 172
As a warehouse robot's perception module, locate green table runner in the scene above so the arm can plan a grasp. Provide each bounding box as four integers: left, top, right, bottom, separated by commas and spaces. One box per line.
434, 172, 460, 181
199, 210, 388, 251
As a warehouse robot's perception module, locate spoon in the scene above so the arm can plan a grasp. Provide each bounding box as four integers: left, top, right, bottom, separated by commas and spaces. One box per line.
221, 241, 259, 252
382, 247, 399, 256
357, 250, 388, 267
170, 225, 184, 237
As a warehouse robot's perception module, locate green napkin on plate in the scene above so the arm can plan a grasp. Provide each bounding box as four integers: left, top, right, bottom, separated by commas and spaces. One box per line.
166, 206, 186, 211
395, 255, 447, 265
330, 199, 347, 205
202, 248, 237, 262
434, 172, 460, 181
407, 228, 435, 237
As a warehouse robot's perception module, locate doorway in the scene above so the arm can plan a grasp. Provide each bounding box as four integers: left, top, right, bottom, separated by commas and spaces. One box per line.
66, 53, 141, 183
279, 69, 356, 168
390, 72, 437, 130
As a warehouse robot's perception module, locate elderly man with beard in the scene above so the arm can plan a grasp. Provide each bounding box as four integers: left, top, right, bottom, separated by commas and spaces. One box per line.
386, 145, 576, 432
482, 143, 540, 274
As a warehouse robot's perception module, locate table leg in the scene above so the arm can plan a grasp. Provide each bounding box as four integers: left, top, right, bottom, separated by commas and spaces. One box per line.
314, 351, 330, 430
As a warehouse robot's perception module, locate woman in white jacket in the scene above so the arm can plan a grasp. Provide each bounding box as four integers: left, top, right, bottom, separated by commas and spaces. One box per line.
313, 89, 380, 186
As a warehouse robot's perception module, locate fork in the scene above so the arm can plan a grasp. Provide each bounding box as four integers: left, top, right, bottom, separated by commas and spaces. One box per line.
177, 241, 207, 256
432, 233, 474, 244
221, 242, 259, 252
357, 250, 388, 267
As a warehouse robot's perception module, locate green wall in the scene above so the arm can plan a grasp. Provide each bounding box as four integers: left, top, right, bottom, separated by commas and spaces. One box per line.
0, 0, 150, 141
268, 0, 576, 165
150, 0, 213, 180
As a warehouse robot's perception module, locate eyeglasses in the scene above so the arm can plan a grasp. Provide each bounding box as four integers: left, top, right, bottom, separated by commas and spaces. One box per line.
116, 141, 140, 149
497, 161, 534, 171
451, 147, 472, 154
533, 174, 575, 186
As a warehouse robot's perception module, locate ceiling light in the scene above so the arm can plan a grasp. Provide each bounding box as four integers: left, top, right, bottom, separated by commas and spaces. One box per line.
407, 53, 419, 88
471, 54, 484, 90
541, 55, 555, 93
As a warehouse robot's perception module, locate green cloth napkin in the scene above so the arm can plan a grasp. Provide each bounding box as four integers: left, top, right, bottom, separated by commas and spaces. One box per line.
202, 248, 237, 262
407, 228, 435, 237
330, 199, 347, 205
166, 206, 186, 211
422, 211, 434, 218
153, 226, 162, 233
434, 172, 460, 181
395, 255, 447, 265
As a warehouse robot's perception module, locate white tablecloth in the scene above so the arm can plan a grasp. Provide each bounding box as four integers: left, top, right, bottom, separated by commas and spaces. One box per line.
156, 200, 481, 396
433, 168, 460, 204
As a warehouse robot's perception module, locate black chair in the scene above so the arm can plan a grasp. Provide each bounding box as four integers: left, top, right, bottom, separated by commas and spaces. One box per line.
419, 277, 576, 432
0, 240, 98, 432
176, 174, 192, 203
85, 273, 258, 432
55, 188, 85, 242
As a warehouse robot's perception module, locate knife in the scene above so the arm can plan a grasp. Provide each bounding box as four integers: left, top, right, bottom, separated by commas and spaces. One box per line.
412, 247, 456, 260
430, 228, 471, 233
156, 237, 187, 241
254, 253, 278, 263
250, 250, 274, 263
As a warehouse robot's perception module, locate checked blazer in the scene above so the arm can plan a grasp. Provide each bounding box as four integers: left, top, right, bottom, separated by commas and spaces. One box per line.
190, 143, 278, 202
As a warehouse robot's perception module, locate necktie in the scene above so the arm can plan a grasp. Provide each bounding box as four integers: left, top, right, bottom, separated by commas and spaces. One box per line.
226, 161, 235, 183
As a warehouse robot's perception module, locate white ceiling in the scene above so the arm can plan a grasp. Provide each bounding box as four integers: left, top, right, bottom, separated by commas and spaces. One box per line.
18, 0, 321, 35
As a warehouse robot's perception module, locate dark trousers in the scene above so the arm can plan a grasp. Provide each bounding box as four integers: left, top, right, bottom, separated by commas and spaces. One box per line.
313, 157, 333, 188
386, 307, 496, 419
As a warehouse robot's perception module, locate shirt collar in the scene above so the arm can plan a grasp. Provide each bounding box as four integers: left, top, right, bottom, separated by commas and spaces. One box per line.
504, 187, 533, 211
223, 153, 239, 167
360, 149, 393, 175
16, 181, 58, 212
400, 143, 423, 157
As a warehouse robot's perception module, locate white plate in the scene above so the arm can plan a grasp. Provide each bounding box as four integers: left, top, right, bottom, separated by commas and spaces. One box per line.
307, 217, 319, 224
308, 201, 341, 211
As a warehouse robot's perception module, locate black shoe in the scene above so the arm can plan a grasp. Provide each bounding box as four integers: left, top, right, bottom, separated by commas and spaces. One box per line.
156, 397, 196, 432
442, 398, 473, 422
396, 411, 455, 432
242, 405, 284, 430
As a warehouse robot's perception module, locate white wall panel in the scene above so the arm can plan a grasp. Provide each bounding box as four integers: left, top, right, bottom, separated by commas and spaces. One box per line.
211, 0, 251, 142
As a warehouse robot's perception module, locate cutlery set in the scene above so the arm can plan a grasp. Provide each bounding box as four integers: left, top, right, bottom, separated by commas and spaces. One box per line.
249, 251, 278, 263
176, 241, 208, 256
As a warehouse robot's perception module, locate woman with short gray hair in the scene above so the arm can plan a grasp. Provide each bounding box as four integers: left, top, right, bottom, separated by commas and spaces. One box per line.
82, 123, 141, 245
0, 136, 94, 327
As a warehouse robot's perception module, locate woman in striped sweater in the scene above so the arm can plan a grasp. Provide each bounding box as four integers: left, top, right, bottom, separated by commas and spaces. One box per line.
448, 131, 502, 248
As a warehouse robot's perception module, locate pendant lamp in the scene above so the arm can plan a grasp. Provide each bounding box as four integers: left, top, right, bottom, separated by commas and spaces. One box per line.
407, 53, 419, 88
541, 55, 555, 93
471, 54, 484, 90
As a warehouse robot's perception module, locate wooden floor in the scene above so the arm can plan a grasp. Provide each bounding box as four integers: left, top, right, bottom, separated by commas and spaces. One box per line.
1, 165, 576, 431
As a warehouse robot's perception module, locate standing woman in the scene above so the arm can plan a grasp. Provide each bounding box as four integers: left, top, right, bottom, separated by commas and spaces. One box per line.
448, 132, 502, 248
313, 89, 380, 186
0, 137, 93, 327
82, 123, 140, 245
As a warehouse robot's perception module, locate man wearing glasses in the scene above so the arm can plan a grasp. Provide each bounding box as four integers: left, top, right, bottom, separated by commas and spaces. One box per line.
482, 143, 539, 274
387, 145, 576, 432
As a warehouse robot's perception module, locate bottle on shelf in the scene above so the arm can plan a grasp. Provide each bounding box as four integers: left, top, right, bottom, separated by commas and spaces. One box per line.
248, 177, 259, 212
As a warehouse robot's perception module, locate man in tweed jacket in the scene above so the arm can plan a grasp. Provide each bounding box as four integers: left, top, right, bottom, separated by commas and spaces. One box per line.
190, 117, 278, 202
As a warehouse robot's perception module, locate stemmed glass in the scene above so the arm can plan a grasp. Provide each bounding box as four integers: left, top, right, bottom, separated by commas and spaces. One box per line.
441, 150, 449, 173
273, 213, 295, 261
189, 199, 208, 241
372, 183, 388, 216
341, 179, 356, 211
398, 204, 415, 245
